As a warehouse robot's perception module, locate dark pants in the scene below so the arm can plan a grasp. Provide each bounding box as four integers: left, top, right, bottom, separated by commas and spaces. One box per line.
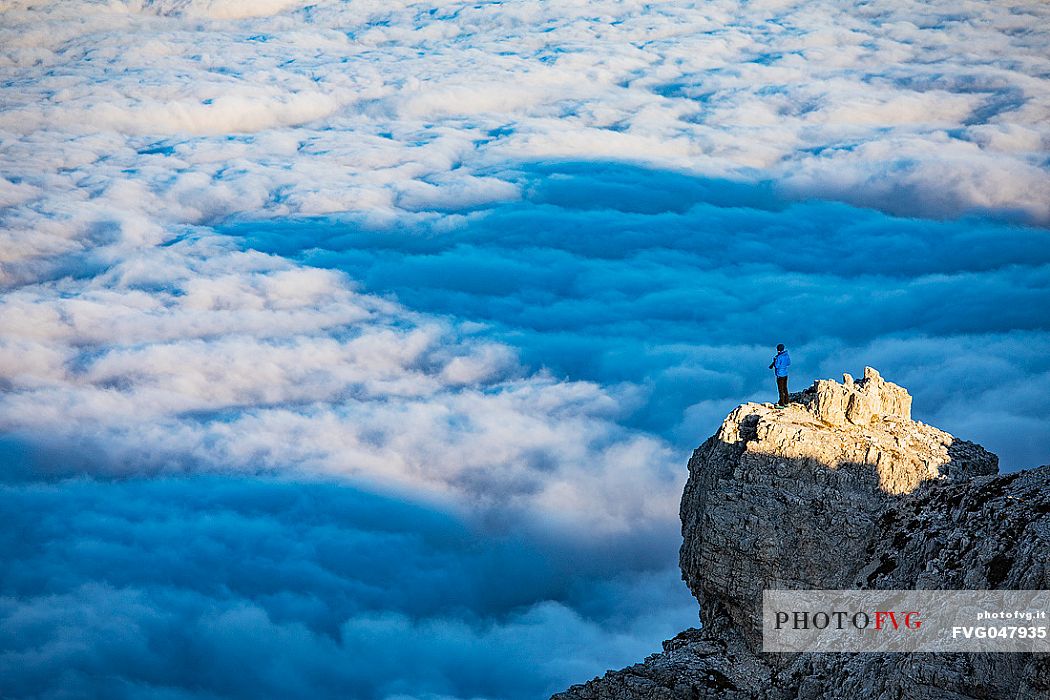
776, 376, 789, 405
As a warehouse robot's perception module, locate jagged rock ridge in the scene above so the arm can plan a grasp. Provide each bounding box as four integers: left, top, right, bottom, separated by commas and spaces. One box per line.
554, 368, 1049, 700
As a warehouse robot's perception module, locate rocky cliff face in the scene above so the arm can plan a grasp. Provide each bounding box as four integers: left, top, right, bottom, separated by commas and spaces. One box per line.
554, 369, 1049, 700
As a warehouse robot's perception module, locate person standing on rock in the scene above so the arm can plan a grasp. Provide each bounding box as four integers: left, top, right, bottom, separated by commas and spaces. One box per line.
769, 343, 791, 406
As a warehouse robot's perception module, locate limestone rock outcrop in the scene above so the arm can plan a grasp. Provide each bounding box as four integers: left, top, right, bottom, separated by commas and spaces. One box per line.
554, 369, 1048, 700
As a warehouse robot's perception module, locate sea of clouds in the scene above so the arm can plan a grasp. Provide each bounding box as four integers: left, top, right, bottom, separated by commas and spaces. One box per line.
1, 1, 1048, 698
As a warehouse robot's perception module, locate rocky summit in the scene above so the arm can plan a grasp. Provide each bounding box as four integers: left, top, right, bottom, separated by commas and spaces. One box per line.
553, 368, 1049, 700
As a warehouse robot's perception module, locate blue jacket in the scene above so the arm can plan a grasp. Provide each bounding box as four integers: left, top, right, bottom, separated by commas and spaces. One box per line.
772, 350, 791, 377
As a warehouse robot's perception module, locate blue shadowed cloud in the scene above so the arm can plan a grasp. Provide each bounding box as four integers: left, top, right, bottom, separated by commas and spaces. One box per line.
0, 474, 694, 699
223, 161, 1050, 469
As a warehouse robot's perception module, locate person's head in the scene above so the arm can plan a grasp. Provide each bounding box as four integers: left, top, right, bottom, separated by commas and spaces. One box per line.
776, 343, 785, 352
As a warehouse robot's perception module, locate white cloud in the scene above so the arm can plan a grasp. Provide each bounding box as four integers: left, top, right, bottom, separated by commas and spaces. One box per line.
1, 0, 1047, 240
0, 233, 682, 536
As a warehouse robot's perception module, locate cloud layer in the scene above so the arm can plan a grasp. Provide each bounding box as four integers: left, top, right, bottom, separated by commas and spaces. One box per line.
0, 232, 683, 540
0, 475, 694, 699
1, 1, 1048, 698
228, 162, 1050, 469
